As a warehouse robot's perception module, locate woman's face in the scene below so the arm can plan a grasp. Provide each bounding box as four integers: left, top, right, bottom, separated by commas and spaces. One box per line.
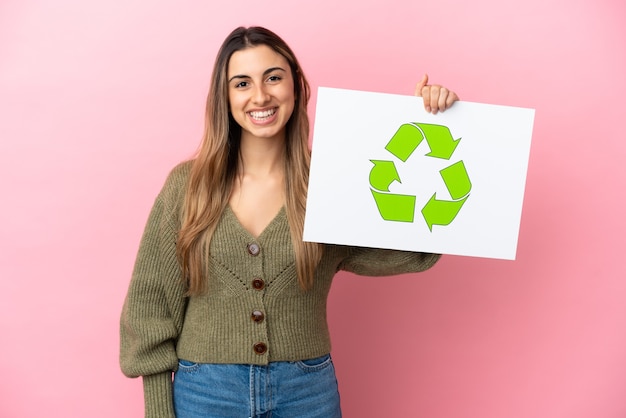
227, 45, 296, 143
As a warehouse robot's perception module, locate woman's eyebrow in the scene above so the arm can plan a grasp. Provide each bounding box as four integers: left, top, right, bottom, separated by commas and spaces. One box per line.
263, 66, 286, 75
228, 67, 286, 83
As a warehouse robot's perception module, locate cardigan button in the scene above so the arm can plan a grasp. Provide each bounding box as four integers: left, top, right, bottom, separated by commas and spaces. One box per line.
253, 342, 267, 355
251, 310, 265, 323
252, 278, 265, 290
247, 243, 260, 256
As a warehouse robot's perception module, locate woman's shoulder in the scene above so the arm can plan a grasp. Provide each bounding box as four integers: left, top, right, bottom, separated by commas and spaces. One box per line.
167, 160, 193, 182
161, 160, 193, 190
156, 160, 194, 206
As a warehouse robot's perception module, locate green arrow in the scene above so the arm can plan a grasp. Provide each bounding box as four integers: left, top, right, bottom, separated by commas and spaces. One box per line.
415, 123, 461, 160
371, 189, 416, 222
369, 160, 401, 192
385, 123, 424, 162
421, 193, 468, 231
440, 160, 471, 200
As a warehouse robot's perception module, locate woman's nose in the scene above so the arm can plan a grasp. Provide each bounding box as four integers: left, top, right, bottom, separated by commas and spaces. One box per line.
252, 85, 270, 104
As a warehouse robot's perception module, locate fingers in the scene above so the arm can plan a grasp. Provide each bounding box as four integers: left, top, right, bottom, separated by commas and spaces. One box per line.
438, 88, 448, 112
416, 78, 459, 114
446, 90, 459, 108
428, 85, 440, 114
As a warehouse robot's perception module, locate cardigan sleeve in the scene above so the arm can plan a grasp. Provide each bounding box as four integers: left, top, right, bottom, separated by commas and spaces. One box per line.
338, 246, 441, 277
120, 165, 189, 418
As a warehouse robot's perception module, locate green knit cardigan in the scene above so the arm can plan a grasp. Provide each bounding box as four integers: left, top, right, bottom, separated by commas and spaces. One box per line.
120, 161, 441, 418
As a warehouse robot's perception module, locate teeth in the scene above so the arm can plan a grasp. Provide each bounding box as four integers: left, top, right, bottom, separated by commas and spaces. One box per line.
249, 108, 276, 120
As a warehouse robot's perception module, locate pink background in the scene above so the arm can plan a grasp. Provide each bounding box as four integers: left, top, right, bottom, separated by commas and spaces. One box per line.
1, 0, 625, 417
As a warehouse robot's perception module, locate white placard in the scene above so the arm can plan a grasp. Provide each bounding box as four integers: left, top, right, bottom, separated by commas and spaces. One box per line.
303, 87, 535, 260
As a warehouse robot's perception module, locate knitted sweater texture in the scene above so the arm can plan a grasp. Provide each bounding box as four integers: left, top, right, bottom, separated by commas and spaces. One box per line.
120, 161, 441, 418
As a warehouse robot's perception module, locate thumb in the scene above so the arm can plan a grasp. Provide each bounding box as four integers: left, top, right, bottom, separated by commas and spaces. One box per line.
414, 73, 429, 96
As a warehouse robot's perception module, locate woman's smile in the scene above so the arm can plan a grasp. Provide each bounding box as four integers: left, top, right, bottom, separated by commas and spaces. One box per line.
248, 107, 279, 124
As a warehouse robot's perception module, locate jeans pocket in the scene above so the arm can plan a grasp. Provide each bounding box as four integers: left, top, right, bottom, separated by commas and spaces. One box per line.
295, 354, 333, 372
177, 359, 200, 374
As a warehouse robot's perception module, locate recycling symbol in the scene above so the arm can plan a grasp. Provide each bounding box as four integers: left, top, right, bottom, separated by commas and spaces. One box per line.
369, 123, 471, 231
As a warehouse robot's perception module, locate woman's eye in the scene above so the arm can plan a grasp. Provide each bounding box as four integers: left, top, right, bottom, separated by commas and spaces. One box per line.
267, 75, 281, 82
235, 81, 249, 88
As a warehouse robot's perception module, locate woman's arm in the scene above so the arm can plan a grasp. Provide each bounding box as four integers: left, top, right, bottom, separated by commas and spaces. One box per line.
120, 164, 190, 418
338, 246, 441, 277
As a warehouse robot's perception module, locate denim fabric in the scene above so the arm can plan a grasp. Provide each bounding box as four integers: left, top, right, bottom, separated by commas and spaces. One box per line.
173, 354, 342, 418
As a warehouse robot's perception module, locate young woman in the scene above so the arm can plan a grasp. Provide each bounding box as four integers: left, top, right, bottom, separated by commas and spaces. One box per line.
120, 26, 458, 418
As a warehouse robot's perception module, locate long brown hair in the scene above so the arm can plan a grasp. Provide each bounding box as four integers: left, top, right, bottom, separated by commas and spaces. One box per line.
176, 26, 322, 295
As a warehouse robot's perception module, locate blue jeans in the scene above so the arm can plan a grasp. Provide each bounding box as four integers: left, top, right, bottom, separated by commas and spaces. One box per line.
173, 354, 342, 418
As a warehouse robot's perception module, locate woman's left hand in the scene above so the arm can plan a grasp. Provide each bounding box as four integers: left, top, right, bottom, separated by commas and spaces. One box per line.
415, 74, 459, 114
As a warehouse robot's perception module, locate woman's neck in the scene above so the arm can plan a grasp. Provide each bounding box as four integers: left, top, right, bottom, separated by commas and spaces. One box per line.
230, 134, 287, 237
238, 134, 286, 177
